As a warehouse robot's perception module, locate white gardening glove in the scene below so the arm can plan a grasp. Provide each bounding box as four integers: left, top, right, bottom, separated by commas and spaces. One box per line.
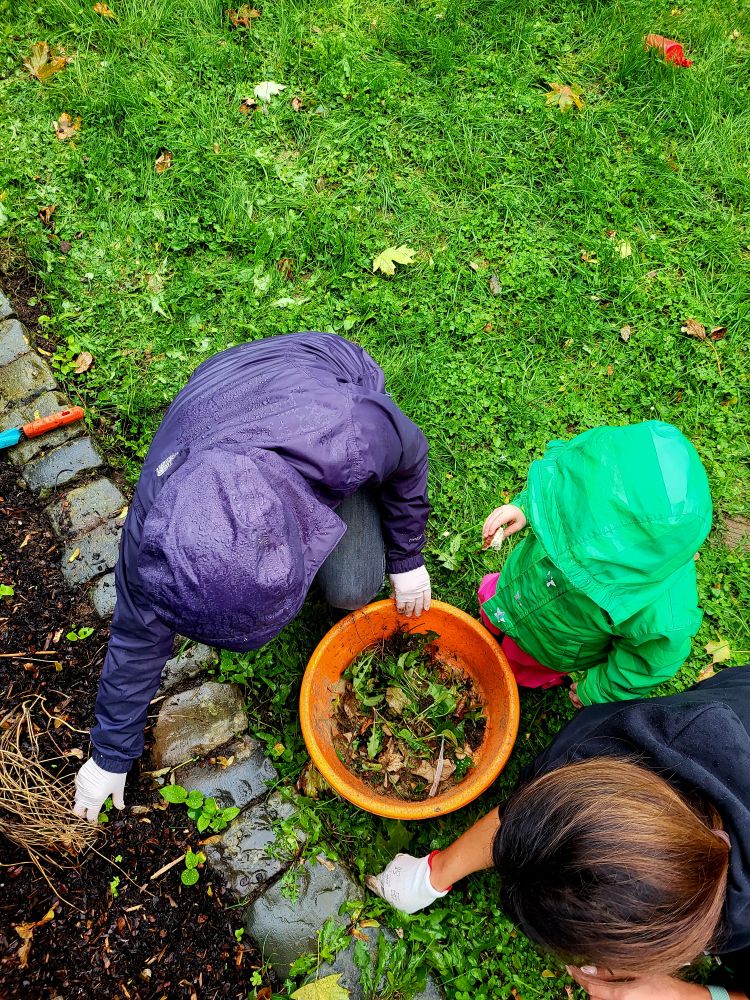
73, 758, 127, 823
389, 566, 431, 617
366, 853, 449, 914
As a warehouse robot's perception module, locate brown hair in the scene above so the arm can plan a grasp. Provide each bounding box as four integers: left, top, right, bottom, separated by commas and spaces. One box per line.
493, 758, 730, 974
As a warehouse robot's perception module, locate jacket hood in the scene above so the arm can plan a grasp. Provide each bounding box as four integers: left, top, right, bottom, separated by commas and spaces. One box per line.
526, 422, 712, 622
138, 446, 345, 650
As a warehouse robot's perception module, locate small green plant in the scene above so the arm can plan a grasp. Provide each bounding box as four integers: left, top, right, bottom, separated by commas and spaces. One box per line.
181, 849, 206, 886
0, 584, 14, 598
66, 626, 94, 641
159, 784, 240, 833
109, 875, 120, 898
234, 927, 244, 943
98, 795, 113, 824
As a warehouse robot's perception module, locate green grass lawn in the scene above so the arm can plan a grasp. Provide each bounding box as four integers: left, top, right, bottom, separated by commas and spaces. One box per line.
2, 0, 750, 995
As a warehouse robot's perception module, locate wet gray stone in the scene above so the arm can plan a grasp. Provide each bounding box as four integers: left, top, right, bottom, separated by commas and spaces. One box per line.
22, 437, 102, 491
152, 682, 246, 769
175, 735, 277, 810
0, 353, 57, 411
204, 791, 300, 899
60, 518, 122, 586
244, 858, 363, 977
47, 478, 126, 539
90, 572, 117, 618
160, 643, 218, 693
0, 289, 13, 321
315, 926, 445, 1000
0, 319, 30, 367
0, 391, 84, 464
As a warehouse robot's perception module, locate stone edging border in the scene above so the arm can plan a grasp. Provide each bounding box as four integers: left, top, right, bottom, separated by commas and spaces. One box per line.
0, 284, 443, 1000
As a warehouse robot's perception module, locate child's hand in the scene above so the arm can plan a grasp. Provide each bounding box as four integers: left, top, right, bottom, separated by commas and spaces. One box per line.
482, 504, 527, 548
569, 683, 583, 709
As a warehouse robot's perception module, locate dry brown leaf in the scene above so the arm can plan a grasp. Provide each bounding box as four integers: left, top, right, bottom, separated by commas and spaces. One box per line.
290, 96, 303, 112
53, 112, 81, 140
14, 908, 55, 969
227, 4, 260, 27
385, 686, 408, 716
710, 326, 727, 341
682, 317, 706, 340
620, 325, 632, 342
92, 2, 117, 17
154, 151, 172, 174
38, 205, 56, 228
277, 257, 293, 279
239, 97, 258, 114
73, 350, 94, 373
697, 664, 716, 683
23, 42, 69, 83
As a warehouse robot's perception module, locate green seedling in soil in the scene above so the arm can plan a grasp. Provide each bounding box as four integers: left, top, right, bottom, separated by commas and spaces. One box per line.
333, 631, 486, 801
109, 875, 120, 898
159, 784, 240, 833
66, 626, 94, 641
98, 794, 113, 824
0, 585, 15, 598
181, 849, 206, 887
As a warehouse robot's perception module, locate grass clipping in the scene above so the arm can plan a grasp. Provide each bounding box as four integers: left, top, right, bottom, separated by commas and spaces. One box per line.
0, 699, 99, 877
332, 630, 486, 801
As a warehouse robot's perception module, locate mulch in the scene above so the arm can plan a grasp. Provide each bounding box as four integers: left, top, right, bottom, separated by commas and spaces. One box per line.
0, 456, 271, 998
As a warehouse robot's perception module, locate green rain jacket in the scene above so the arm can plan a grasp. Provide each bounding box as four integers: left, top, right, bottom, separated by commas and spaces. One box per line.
480, 422, 712, 705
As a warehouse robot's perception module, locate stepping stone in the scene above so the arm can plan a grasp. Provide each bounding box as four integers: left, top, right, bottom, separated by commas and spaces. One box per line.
244, 857, 363, 977
61, 518, 122, 586
47, 478, 126, 539
0, 390, 84, 464
0, 319, 30, 367
160, 642, 218, 693
0, 353, 57, 411
90, 572, 117, 618
22, 437, 102, 491
204, 790, 300, 899
151, 682, 246, 769
0, 290, 13, 321
175, 735, 277, 810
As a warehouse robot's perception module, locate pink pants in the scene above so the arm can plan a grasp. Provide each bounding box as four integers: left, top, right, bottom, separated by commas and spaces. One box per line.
478, 573, 567, 689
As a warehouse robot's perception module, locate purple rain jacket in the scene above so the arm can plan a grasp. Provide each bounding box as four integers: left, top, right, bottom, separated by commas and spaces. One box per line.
91, 332, 430, 772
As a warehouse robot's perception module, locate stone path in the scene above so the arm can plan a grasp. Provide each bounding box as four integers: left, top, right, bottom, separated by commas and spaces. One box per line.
0, 284, 443, 999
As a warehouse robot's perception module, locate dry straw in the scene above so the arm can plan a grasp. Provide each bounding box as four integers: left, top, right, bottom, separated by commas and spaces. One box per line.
0, 697, 100, 889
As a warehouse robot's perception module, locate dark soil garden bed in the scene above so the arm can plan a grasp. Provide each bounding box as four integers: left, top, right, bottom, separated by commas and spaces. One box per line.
0, 458, 269, 998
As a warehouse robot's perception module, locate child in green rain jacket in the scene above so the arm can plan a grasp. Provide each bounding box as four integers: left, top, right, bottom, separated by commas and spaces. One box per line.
478, 422, 712, 707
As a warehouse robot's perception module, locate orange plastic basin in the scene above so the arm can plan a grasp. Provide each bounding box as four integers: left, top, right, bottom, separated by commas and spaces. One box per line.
300, 599, 520, 820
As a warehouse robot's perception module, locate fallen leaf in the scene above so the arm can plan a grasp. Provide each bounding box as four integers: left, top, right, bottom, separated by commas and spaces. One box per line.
38, 205, 56, 228
682, 318, 706, 340
53, 112, 81, 140
697, 664, 716, 683
620, 325, 632, 342
617, 240, 632, 258
13, 908, 55, 969
710, 326, 726, 341
290, 96, 303, 112
213, 142, 220, 154
607, 364, 614, 376
292, 974, 350, 1000
92, 2, 117, 16
489, 274, 501, 296
297, 760, 332, 799
385, 686, 408, 716
227, 4, 260, 27
483, 322, 493, 332
239, 97, 258, 114
277, 258, 293, 280
23, 42, 69, 83
68, 548, 81, 562
372, 245, 416, 276
254, 80, 286, 102
73, 350, 94, 373
154, 151, 172, 174
545, 82, 584, 112
580, 250, 597, 263
705, 639, 731, 664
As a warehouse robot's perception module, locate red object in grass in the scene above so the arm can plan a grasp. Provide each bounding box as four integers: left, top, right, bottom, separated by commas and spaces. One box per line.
22, 406, 85, 438
644, 34, 693, 67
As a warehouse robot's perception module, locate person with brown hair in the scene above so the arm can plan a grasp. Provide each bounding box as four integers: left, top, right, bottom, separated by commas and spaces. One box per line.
369, 666, 750, 1000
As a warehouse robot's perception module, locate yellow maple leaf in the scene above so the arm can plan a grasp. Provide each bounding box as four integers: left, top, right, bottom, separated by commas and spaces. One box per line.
23, 42, 69, 83
545, 82, 585, 112
92, 2, 117, 16
705, 639, 731, 664
291, 974, 350, 1000
53, 112, 81, 140
372, 245, 416, 276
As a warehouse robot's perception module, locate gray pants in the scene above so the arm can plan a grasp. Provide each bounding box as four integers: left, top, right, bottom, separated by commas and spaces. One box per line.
316, 490, 386, 610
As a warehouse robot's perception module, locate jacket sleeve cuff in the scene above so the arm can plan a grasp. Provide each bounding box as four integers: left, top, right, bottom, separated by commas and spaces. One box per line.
386, 553, 425, 575
92, 749, 134, 774
512, 488, 528, 514
575, 672, 601, 706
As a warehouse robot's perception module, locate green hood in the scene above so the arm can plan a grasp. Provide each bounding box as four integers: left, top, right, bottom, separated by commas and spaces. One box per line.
526, 421, 712, 623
